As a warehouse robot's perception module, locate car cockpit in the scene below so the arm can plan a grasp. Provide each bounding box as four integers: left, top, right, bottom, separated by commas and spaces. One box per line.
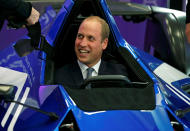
41, 0, 152, 86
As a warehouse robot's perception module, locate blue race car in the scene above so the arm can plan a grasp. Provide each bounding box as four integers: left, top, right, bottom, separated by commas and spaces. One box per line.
0, 0, 190, 131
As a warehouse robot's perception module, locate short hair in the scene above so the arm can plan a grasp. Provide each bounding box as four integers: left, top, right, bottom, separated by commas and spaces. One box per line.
82, 16, 110, 42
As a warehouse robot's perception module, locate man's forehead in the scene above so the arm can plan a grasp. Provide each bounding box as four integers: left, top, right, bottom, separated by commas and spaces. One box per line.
78, 20, 101, 34
81, 19, 101, 28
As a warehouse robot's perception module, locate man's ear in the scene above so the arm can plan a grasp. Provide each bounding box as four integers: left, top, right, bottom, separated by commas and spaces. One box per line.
102, 38, 108, 50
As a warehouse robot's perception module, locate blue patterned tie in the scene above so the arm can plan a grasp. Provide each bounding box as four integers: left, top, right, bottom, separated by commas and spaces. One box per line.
86, 68, 94, 79
86, 68, 94, 89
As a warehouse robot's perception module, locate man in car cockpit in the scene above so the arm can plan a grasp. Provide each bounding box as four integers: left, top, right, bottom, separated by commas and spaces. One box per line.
55, 16, 129, 87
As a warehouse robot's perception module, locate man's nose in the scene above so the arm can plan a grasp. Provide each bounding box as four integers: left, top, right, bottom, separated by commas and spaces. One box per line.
79, 38, 88, 46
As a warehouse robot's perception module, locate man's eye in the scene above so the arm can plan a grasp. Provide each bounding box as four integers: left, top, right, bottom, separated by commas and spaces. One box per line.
77, 34, 83, 39
88, 36, 95, 41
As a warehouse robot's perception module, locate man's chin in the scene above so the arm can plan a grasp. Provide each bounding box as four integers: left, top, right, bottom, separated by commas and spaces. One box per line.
78, 58, 89, 64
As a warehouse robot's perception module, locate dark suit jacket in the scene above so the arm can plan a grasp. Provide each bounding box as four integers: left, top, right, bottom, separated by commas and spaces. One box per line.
54, 60, 129, 87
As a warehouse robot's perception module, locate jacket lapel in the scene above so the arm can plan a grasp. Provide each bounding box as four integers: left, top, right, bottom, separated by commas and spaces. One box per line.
98, 60, 108, 75
70, 62, 84, 86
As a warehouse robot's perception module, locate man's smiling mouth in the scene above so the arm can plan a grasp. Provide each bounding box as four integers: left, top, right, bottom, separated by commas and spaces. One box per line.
79, 49, 90, 53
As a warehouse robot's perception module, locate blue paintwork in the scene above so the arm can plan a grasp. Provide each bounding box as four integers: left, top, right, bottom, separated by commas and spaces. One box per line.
13, 85, 69, 131
56, 84, 173, 131
160, 79, 190, 128
40, 0, 74, 84
133, 45, 190, 129
46, 0, 74, 45
72, 107, 172, 131
172, 78, 190, 91
130, 45, 163, 71
0, 0, 190, 130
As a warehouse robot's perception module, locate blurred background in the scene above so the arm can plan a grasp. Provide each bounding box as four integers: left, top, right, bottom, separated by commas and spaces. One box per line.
22, 0, 188, 50
1, 0, 188, 51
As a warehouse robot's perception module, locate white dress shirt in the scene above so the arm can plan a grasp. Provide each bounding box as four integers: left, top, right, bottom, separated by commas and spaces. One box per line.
77, 60, 101, 79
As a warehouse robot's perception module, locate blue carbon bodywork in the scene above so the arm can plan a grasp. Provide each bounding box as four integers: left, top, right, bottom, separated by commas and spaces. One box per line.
0, 0, 190, 130
57, 85, 173, 131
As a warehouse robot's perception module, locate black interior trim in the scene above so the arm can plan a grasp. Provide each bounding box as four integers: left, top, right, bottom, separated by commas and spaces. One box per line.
64, 83, 155, 111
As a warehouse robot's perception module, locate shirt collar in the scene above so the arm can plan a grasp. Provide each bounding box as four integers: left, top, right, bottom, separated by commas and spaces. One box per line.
77, 59, 101, 74
93, 60, 101, 74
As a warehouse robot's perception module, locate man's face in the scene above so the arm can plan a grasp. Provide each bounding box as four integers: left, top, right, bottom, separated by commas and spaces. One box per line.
75, 20, 108, 67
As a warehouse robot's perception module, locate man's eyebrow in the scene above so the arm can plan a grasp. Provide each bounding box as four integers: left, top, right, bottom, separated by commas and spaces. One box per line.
87, 35, 95, 39
77, 33, 84, 36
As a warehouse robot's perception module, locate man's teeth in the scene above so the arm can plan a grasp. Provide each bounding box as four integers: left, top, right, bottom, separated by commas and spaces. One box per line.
79, 50, 89, 53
